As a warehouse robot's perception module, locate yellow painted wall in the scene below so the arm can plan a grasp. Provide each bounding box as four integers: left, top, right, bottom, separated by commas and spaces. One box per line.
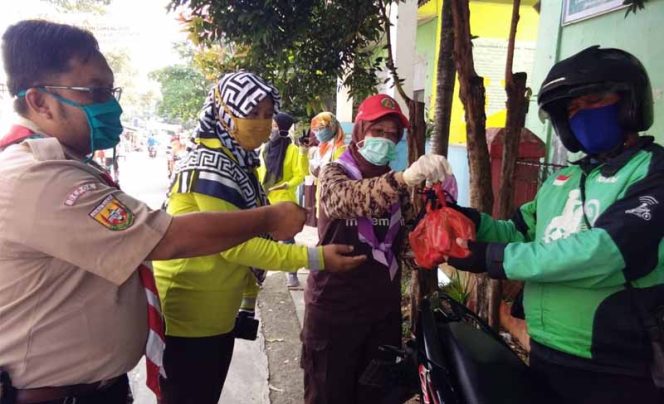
422, 1, 539, 144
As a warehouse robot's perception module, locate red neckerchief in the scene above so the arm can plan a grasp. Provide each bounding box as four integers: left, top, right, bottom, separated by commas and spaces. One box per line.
96, 169, 166, 401
0, 125, 39, 149
1, 125, 166, 399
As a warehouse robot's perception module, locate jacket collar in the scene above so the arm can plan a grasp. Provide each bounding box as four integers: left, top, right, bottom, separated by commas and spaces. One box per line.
573, 136, 654, 176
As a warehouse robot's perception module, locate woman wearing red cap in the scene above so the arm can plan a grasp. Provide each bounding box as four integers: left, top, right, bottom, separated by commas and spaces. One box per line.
301, 94, 453, 404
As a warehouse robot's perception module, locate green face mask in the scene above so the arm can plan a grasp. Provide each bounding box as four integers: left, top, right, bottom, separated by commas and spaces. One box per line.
358, 137, 396, 166
50, 93, 124, 153
17, 89, 124, 154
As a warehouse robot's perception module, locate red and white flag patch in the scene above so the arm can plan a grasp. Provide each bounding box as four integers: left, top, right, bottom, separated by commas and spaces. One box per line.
553, 175, 570, 186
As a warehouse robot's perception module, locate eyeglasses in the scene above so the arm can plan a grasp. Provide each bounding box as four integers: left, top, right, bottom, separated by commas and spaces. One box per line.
38, 85, 123, 103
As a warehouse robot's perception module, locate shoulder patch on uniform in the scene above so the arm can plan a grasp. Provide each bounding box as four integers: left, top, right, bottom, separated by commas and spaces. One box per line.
64, 183, 98, 206
89, 195, 135, 231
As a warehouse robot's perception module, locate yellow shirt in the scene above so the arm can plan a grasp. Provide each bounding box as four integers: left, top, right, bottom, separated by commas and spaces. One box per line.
257, 143, 308, 204
154, 191, 324, 337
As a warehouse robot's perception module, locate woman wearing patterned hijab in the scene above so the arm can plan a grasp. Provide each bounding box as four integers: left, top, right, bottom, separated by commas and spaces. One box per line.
153, 71, 365, 404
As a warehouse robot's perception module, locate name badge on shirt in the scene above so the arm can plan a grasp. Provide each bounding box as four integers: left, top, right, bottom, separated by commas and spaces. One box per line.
64, 183, 98, 206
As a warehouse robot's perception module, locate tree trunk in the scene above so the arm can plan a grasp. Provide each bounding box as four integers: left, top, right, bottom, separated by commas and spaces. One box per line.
488, 0, 528, 328
407, 99, 427, 164
449, 0, 492, 213
406, 99, 436, 334
431, 0, 456, 157
493, 0, 528, 333
498, 0, 527, 221
450, 0, 494, 324
378, 0, 437, 333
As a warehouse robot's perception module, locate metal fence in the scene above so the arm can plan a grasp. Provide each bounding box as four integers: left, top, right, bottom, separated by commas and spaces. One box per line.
515, 159, 567, 187
498, 159, 568, 212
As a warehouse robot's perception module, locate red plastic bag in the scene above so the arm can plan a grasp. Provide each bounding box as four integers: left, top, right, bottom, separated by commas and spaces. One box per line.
409, 184, 476, 269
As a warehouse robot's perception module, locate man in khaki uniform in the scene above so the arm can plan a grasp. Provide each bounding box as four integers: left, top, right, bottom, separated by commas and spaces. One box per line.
0, 20, 362, 404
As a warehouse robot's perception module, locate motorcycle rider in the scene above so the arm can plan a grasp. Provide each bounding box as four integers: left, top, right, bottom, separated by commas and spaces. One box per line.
147, 133, 157, 157
447, 46, 664, 403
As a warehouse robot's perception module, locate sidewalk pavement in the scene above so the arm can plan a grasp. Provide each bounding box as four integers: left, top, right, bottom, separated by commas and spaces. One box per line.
257, 226, 319, 404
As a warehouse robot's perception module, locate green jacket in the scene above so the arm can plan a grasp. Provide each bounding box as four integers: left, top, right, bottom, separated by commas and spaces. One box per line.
478, 137, 664, 375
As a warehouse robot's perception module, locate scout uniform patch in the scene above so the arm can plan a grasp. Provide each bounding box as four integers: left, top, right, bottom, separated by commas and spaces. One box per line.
89, 195, 135, 230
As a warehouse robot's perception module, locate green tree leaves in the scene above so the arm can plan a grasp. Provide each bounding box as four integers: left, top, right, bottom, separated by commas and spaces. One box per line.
170, 0, 397, 120
41, 0, 112, 14
149, 65, 209, 126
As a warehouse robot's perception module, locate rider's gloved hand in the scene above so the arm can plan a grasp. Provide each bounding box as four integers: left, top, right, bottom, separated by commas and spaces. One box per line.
402, 155, 453, 187
446, 203, 482, 229
446, 239, 508, 279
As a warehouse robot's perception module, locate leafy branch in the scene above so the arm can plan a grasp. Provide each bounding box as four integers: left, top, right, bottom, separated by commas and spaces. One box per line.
623, 0, 648, 16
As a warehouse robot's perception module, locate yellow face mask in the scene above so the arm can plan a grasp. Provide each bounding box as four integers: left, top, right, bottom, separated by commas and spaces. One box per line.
229, 117, 272, 150
214, 87, 273, 150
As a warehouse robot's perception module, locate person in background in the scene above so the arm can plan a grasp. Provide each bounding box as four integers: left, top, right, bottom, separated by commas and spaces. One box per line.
258, 112, 309, 288
302, 94, 453, 404
166, 134, 186, 179
301, 127, 320, 226
446, 46, 664, 403
101, 146, 118, 181
305, 112, 346, 226
153, 71, 365, 404
308, 111, 346, 178
147, 132, 157, 158
94, 148, 105, 166
294, 128, 315, 206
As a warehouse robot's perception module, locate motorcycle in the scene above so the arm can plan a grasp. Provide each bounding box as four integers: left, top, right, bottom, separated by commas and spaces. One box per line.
361, 293, 557, 404
148, 145, 157, 158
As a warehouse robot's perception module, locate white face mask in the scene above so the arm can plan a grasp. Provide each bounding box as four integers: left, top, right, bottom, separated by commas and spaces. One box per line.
358, 137, 397, 166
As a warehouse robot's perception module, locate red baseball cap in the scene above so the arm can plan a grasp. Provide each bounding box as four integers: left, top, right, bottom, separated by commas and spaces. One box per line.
354, 94, 409, 128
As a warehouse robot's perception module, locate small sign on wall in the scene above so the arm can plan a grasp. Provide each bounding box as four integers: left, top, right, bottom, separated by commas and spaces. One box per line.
562, 0, 628, 25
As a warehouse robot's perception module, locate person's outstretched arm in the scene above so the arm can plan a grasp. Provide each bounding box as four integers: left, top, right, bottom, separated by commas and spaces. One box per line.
148, 202, 306, 261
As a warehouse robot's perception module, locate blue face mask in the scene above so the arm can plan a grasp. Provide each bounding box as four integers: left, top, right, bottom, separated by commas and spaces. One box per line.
359, 137, 396, 166
314, 127, 335, 143
569, 103, 624, 155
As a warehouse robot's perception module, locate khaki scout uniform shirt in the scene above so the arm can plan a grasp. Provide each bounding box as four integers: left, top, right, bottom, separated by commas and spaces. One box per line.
0, 134, 172, 388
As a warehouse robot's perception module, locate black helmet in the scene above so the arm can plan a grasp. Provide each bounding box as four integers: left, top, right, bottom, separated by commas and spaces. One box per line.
538, 46, 653, 153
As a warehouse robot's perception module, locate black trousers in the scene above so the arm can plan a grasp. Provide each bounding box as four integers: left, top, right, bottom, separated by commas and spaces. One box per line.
301, 307, 402, 404
530, 353, 663, 404
38, 374, 131, 404
159, 333, 235, 404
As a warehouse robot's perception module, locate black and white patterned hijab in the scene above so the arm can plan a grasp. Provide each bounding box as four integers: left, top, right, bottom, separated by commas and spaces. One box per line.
194, 71, 281, 169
